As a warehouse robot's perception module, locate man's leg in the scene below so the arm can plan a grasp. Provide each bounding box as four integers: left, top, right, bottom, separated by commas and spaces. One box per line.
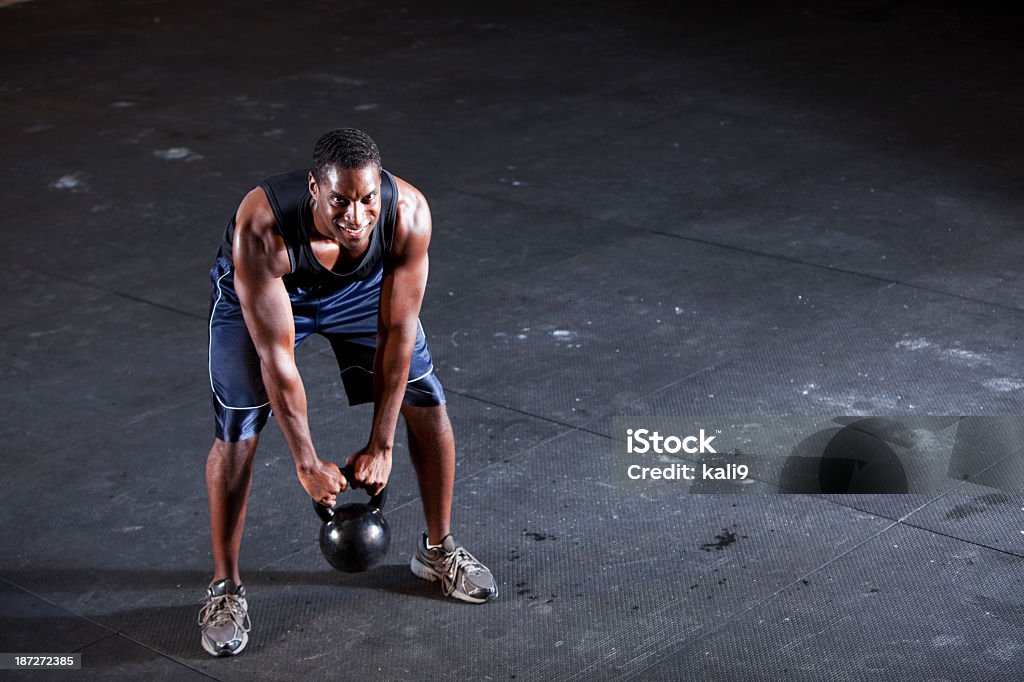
199, 435, 258, 657
402, 404, 454, 545
403, 403, 497, 603
206, 435, 259, 584
202, 255, 284, 655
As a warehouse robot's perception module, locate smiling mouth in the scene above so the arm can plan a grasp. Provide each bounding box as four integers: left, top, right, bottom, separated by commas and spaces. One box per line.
337, 224, 367, 237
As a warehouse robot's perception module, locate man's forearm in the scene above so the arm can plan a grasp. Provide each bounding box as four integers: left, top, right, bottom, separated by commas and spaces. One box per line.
369, 321, 418, 452
259, 362, 318, 468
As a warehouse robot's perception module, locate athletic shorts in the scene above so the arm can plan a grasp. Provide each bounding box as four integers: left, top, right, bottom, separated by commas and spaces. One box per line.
208, 255, 446, 442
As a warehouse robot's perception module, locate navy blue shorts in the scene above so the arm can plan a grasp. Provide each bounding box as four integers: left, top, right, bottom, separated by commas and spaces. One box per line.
208, 256, 445, 442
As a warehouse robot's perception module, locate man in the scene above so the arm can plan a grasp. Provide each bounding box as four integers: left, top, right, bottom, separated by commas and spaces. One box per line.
198, 128, 496, 657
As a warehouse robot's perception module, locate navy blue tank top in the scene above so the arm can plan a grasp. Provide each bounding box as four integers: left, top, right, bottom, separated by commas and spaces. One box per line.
219, 168, 398, 292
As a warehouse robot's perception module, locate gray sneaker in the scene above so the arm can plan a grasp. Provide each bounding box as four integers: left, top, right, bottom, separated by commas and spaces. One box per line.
410, 533, 497, 603
198, 578, 250, 656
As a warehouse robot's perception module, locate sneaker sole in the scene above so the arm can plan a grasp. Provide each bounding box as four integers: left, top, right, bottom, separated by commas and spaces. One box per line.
201, 631, 248, 657
410, 555, 495, 604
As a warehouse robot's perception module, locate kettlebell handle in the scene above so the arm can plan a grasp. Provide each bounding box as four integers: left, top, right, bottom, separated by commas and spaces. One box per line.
312, 464, 388, 522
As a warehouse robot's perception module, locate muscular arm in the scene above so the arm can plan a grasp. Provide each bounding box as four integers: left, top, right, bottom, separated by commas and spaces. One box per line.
232, 188, 343, 503
356, 178, 432, 488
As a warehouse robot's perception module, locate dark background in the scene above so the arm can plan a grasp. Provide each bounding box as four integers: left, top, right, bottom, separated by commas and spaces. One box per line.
2, 1, 1023, 679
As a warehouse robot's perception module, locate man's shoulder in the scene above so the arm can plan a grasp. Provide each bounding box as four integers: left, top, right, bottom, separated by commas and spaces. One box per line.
391, 173, 425, 203
391, 174, 431, 243
236, 186, 278, 234
233, 187, 291, 276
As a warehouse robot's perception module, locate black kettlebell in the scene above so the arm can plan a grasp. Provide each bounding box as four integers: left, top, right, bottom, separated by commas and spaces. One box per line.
313, 465, 390, 573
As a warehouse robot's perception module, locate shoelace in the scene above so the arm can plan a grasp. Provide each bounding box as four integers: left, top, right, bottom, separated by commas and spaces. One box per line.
440, 547, 485, 597
197, 593, 251, 633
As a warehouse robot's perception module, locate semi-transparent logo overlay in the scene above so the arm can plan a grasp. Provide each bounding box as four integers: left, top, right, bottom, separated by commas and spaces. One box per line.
610, 417, 1024, 494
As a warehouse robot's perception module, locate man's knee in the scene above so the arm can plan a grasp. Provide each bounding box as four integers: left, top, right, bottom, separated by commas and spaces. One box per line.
209, 435, 260, 463
403, 404, 449, 427
402, 405, 454, 447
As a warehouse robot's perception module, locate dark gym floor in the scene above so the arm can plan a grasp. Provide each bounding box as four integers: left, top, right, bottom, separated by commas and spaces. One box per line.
2, 0, 1024, 679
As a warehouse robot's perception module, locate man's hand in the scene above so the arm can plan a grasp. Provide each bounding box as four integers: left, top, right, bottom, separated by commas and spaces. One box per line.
346, 446, 393, 496
297, 459, 346, 507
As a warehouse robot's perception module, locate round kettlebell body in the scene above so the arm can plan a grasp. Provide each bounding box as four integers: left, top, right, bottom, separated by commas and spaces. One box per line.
313, 467, 391, 573
318, 502, 391, 572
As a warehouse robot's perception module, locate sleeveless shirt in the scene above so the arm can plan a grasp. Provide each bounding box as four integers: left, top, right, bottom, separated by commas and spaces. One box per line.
218, 168, 398, 293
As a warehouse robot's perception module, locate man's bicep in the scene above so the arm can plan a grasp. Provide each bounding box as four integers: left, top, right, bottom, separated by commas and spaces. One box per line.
380, 186, 432, 330
234, 259, 297, 370
232, 199, 297, 369
380, 243, 428, 330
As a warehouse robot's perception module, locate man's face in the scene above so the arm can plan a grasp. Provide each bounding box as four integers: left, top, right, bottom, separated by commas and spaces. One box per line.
309, 164, 381, 253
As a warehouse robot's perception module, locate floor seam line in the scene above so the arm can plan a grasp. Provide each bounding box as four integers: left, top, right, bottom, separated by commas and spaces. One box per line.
616, 508, 905, 681
0, 576, 216, 679
17, 265, 207, 320
649, 230, 1024, 314
444, 388, 606, 436
622, 481, 1024, 680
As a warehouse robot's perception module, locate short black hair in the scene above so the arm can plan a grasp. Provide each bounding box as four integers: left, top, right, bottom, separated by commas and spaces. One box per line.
312, 128, 381, 180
